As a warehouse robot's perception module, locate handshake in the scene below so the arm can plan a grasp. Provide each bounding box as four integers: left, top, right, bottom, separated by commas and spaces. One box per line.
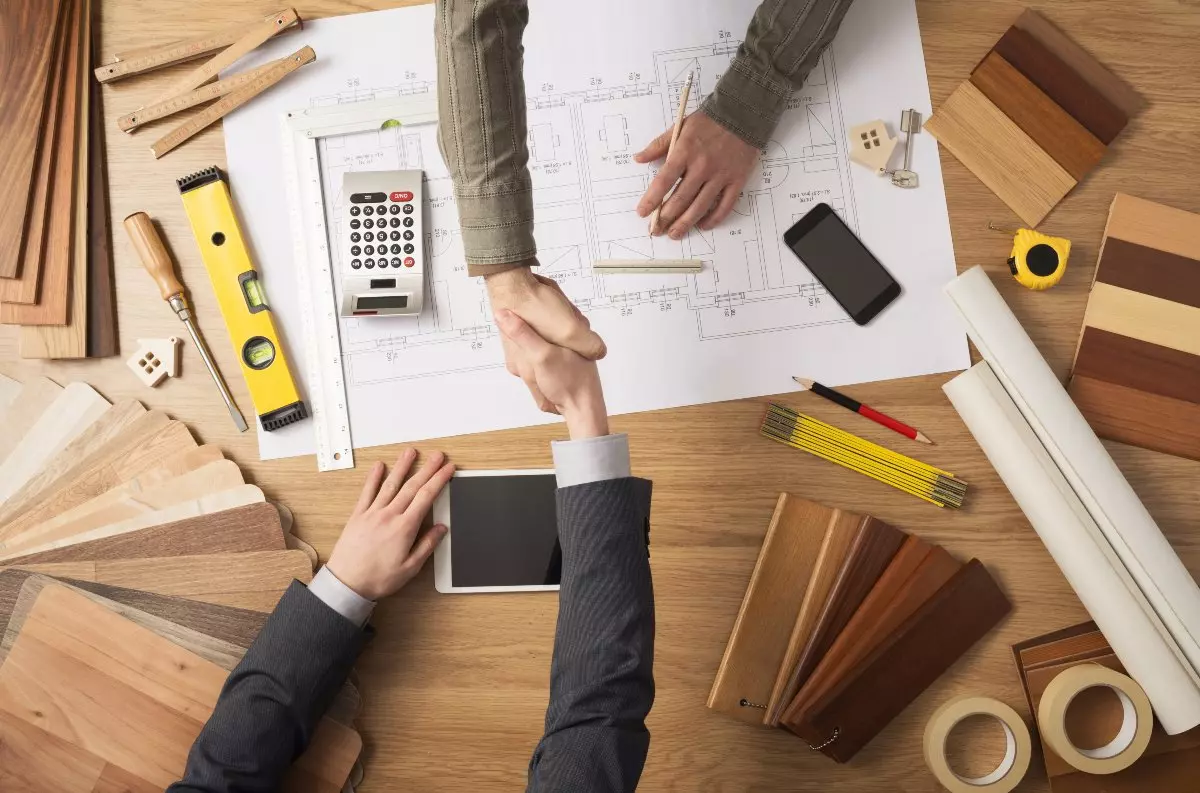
487, 267, 610, 442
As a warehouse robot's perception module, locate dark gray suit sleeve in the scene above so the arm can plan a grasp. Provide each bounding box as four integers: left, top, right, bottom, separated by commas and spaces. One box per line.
168, 581, 370, 793
528, 477, 656, 793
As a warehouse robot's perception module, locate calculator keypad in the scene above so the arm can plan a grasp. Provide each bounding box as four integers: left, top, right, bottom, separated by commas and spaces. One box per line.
342, 171, 423, 314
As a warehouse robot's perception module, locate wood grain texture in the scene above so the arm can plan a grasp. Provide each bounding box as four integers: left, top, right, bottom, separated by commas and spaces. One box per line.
1072, 327, 1200, 404
765, 510, 860, 724
1082, 282, 1200, 357
970, 51, 1106, 181
0, 484, 264, 561
0, 400, 147, 525
0, 583, 360, 790
1, 458, 244, 551
1094, 237, 1200, 309
0, 418, 195, 540
86, 1, 118, 358
0, 0, 83, 327
0, 373, 19, 412
1, 501, 285, 566
0, 376, 63, 462
783, 516, 906, 709
0, 382, 109, 503
13, 550, 313, 611
0, 0, 64, 278
781, 560, 1012, 763
993, 25, 1128, 144
0, 706, 117, 793
1012, 9, 1144, 119
925, 81, 1076, 227
0, 0, 71, 306
1068, 375, 1200, 462
707, 495, 836, 723
1103, 193, 1200, 263
20, 0, 92, 358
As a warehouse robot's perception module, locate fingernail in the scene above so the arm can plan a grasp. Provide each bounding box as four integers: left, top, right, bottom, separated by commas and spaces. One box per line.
669, 227, 683, 240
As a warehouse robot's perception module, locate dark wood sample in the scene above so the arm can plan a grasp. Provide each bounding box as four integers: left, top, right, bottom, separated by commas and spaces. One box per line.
1095, 237, 1200, 309
0, 0, 65, 278
993, 25, 1127, 144
781, 516, 906, 708
1068, 375, 1200, 462
86, 0, 118, 358
781, 559, 1011, 763
1, 503, 287, 566
1012, 9, 1143, 119
970, 51, 1106, 181
1072, 327, 1200, 405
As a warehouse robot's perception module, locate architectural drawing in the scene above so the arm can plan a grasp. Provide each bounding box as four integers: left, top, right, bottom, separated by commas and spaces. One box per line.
312, 42, 859, 388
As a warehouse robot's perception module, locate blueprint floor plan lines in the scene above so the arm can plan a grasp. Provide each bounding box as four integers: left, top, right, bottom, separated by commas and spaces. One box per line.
223, 0, 968, 458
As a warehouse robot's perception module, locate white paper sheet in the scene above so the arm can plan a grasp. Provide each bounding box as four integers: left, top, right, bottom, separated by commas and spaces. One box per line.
222, 0, 968, 460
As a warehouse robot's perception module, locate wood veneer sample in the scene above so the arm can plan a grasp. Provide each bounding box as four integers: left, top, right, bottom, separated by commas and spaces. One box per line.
1082, 283, 1200, 358
1073, 328, 1200, 405
764, 510, 861, 724
993, 25, 1127, 144
0, 583, 360, 790
0, 0, 83, 326
781, 559, 1011, 763
0, 374, 19, 412
0, 0, 64, 278
970, 51, 1106, 181
782, 515, 906, 711
1012, 9, 1143, 119
925, 82, 1076, 227
0, 383, 110, 503
1068, 376, 1200, 462
1102, 193, 1200, 262
0, 401, 150, 525
0, 376, 63, 462
1095, 238, 1200, 309
1, 502, 285, 566
85, 0, 117, 358
708, 494, 836, 723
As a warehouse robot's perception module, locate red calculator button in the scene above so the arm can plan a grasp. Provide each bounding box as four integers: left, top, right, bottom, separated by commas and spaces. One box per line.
390, 191, 413, 202
404, 256, 416, 267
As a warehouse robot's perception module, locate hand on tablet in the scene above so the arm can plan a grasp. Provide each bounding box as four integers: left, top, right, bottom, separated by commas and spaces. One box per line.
327, 449, 456, 601
495, 309, 610, 440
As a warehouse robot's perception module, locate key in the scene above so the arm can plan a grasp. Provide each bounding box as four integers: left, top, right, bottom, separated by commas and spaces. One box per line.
891, 108, 921, 189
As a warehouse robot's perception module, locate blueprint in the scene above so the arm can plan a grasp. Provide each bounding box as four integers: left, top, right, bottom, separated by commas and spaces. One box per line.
222, 0, 969, 460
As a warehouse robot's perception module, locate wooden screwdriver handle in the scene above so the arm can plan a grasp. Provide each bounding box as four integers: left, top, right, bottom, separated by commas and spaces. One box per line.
124, 211, 185, 301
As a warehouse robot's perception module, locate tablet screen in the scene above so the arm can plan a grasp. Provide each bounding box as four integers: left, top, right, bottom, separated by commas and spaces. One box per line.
449, 474, 561, 588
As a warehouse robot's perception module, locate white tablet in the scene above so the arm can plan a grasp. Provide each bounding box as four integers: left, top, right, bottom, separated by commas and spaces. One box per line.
433, 469, 560, 593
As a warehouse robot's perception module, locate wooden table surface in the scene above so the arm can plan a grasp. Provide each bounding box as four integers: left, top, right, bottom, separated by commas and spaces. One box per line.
4, 1, 1200, 790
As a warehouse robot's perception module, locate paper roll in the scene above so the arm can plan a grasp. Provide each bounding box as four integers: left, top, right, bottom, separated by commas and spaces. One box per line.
1038, 664, 1153, 775
923, 696, 1031, 793
943, 361, 1200, 735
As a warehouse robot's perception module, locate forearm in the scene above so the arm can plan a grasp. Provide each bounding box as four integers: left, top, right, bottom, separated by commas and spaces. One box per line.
702, 0, 854, 149
435, 0, 538, 273
168, 582, 369, 793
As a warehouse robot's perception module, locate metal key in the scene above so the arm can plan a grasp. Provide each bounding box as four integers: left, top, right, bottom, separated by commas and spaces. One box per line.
891, 109, 921, 188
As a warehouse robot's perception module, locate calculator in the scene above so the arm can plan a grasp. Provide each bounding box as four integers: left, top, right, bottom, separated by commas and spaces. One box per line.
338, 170, 424, 317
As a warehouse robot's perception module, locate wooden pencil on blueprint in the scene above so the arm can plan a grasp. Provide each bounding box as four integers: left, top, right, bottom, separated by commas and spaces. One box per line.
648, 70, 694, 236
793, 377, 933, 444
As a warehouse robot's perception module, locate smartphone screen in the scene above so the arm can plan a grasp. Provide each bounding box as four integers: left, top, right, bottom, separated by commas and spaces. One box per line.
783, 203, 901, 325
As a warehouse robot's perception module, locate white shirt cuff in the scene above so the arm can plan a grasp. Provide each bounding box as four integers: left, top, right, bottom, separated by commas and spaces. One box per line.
308, 566, 375, 628
551, 433, 631, 488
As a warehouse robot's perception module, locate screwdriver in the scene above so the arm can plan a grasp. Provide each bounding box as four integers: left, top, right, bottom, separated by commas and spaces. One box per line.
123, 212, 249, 432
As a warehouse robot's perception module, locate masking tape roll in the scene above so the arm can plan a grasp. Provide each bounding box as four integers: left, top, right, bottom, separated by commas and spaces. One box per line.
1037, 664, 1153, 775
924, 696, 1032, 793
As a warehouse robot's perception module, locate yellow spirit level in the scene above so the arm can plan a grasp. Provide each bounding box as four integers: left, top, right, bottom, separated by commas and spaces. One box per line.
177, 166, 307, 431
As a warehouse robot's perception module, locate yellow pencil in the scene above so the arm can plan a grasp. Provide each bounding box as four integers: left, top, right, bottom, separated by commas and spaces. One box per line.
649, 70, 694, 236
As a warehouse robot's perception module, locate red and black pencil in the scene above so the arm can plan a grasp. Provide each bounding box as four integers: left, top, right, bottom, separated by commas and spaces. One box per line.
792, 377, 933, 444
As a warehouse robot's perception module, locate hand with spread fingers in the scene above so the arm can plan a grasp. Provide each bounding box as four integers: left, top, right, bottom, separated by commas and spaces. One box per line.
634, 111, 760, 239
327, 448, 457, 601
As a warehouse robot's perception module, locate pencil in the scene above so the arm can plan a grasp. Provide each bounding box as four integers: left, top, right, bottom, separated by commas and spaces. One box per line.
793, 377, 933, 444
649, 70, 694, 236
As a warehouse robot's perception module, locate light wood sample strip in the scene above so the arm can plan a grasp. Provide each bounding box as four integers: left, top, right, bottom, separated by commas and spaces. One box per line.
0, 0, 64, 278
0, 376, 63, 463
925, 81, 1076, 227
1083, 282, 1200, 357
1102, 192, 1200, 264
0, 374, 19, 413
0, 583, 360, 790
0, 383, 110, 503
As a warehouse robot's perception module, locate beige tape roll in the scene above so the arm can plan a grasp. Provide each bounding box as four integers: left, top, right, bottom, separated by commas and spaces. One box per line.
1037, 664, 1153, 775
924, 696, 1032, 793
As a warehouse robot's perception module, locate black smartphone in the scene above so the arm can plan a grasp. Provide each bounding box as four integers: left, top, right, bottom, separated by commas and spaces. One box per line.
782, 203, 901, 325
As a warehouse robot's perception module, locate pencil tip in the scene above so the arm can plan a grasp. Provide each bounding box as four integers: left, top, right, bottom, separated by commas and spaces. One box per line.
916, 432, 934, 445
792, 377, 813, 389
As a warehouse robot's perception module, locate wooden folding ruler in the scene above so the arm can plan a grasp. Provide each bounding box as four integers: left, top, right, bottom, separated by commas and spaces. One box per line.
96, 8, 315, 158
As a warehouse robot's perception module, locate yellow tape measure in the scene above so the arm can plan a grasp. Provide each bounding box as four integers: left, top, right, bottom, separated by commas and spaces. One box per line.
178, 166, 307, 431
991, 224, 1071, 290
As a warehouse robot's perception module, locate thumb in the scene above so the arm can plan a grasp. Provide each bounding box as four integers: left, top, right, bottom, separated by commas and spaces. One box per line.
634, 126, 673, 163
495, 309, 552, 355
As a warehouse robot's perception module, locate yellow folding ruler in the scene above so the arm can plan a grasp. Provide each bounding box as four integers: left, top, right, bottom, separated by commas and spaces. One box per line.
95, 8, 314, 158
